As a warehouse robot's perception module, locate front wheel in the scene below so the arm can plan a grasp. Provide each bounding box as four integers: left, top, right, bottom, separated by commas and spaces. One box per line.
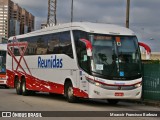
4, 85, 9, 89
65, 82, 77, 103
107, 99, 119, 105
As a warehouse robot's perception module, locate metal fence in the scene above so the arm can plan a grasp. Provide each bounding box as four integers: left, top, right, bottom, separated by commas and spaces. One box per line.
142, 63, 160, 101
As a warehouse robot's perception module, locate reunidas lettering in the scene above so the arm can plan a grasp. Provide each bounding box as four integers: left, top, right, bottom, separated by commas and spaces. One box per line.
38, 55, 63, 68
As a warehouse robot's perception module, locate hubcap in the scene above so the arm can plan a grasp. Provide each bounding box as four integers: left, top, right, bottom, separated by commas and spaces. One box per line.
22, 82, 25, 92
68, 87, 73, 99
16, 82, 20, 91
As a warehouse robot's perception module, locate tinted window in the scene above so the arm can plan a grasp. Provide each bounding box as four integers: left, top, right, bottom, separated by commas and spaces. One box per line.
73, 30, 88, 44
77, 41, 90, 72
47, 33, 60, 54
12, 31, 73, 58
14, 48, 20, 56
25, 37, 37, 55
59, 31, 73, 58
0, 51, 6, 73
36, 36, 48, 55
73, 30, 90, 72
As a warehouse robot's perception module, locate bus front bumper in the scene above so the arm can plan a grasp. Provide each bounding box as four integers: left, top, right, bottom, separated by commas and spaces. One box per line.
0, 79, 7, 85
88, 83, 142, 99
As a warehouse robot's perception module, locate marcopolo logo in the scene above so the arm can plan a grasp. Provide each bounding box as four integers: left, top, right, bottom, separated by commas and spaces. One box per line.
38, 55, 63, 68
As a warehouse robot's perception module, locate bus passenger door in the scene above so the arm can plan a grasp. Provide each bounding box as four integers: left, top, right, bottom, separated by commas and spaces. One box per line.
79, 70, 89, 94
76, 39, 90, 94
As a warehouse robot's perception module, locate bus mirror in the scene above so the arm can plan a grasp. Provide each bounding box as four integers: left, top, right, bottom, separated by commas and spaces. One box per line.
79, 39, 92, 56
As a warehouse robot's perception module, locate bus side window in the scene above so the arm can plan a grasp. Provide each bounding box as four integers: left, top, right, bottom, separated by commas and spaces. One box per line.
36, 36, 48, 55
47, 33, 60, 54
77, 41, 90, 72
73, 30, 90, 72
27, 37, 37, 55
59, 31, 73, 58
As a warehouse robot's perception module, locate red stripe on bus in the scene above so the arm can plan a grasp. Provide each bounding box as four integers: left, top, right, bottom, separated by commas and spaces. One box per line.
86, 76, 141, 87
7, 69, 88, 98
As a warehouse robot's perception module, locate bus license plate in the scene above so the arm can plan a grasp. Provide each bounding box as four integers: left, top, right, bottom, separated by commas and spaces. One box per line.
115, 92, 124, 96
0, 81, 4, 83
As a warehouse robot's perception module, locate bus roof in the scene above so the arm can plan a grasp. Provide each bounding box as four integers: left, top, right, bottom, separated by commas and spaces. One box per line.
9, 22, 135, 40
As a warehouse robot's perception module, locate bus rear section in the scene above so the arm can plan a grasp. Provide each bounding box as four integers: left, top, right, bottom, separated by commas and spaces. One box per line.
0, 44, 7, 88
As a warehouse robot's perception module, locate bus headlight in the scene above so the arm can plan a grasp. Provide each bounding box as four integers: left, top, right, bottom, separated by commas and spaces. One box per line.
135, 82, 141, 88
95, 82, 102, 87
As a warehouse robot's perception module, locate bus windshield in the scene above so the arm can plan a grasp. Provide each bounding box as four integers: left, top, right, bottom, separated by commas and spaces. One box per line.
0, 51, 6, 73
90, 34, 141, 80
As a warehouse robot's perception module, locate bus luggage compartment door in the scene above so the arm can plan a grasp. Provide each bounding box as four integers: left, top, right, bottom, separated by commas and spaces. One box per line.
79, 71, 89, 94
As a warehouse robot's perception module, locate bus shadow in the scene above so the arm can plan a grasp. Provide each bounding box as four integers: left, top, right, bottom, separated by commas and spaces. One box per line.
8, 90, 131, 108
0, 86, 5, 89
32, 92, 67, 102
77, 98, 127, 107
30, 92, 128, 107
0, 86, 8, 89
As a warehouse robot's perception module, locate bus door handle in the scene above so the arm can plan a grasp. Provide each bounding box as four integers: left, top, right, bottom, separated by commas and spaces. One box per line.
70, 70, 73, 75
70, 69, 76, 76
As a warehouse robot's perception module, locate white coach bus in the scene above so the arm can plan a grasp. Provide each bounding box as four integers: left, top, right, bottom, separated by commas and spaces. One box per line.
7, 22, 142, 104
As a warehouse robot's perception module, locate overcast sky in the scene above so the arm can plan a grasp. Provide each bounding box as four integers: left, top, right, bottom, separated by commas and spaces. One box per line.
12, 0, 160, 52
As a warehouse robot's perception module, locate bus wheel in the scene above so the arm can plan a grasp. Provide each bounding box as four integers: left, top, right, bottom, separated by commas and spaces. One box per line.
21, 78, 29, 96
15, 79, 22, 95
65, 82, 77, 103
5, 85, 9, 89
107, 99, 119, 105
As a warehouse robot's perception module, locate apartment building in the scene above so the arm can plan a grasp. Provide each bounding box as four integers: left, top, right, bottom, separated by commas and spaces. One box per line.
0, 0, 13, 38
0, 0, 35, 38
28, 13, 35, 32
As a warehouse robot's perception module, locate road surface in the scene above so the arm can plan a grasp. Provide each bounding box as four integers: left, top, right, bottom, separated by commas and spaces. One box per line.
0, 87, 160, 120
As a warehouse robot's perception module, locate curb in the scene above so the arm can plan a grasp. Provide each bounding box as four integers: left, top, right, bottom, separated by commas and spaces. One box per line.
125, 99, 160, 107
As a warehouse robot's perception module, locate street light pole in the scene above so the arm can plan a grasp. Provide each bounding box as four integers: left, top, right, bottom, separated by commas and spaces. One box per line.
71, 0, 73, 22
126, 0, 130, 28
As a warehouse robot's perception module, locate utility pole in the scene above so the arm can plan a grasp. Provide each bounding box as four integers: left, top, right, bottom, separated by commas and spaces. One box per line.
47, 0, 57, 25
71, 0, 73, 22
126, 0, 130, 28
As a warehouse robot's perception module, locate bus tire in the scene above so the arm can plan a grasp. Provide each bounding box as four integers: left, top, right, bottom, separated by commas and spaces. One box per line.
30, 91, 36, 96
65, 82, 77, 103
5, 85, 9, 89
49, 93, 59, 96
15, 78, 22, 95
21, 78, 29, 96
107, 99, 119, 105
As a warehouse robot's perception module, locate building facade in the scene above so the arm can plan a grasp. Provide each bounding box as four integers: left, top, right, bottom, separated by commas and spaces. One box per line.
0, 0, 35, 38
28, 13, 35, 32
0, 0, 13, 38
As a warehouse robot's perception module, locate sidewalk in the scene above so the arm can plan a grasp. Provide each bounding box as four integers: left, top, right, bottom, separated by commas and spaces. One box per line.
126, 99, 160, 107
